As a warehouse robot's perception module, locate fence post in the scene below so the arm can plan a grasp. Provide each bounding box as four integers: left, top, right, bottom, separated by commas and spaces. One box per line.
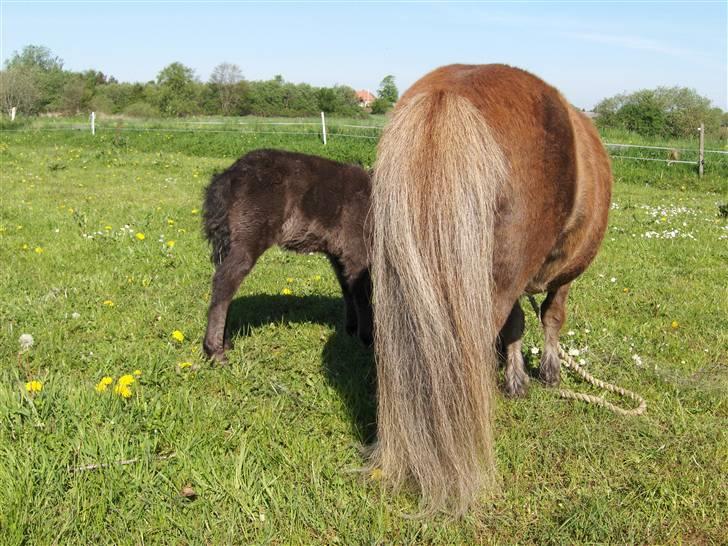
698, 123, 704, 177
10, 107, 16, 121
321, 111, 327, 145
91, 111, 96, 135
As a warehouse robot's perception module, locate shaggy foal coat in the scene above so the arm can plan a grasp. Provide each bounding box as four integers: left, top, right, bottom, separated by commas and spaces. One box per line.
202, 149, 372, 362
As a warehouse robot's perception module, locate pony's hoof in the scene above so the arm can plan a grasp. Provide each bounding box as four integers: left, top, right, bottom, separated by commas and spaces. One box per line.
539, 352, 561, 386
504, 371, 529, 398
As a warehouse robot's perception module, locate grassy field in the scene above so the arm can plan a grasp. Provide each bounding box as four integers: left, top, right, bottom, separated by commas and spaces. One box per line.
1, 127, 726, 544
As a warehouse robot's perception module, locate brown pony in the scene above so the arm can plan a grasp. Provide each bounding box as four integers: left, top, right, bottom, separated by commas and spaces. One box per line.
202, 149, 373, 362
370, 64, 612, 515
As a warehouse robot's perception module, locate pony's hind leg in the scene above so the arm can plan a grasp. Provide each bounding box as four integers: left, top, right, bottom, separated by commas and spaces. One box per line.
539, 283, 571, 386
501, 300, 529, 397
203, 246, 258, 363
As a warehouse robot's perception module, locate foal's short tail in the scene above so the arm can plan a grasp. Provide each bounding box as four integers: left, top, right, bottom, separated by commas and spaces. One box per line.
370, 91, 508, 515
202, 170, 233, 266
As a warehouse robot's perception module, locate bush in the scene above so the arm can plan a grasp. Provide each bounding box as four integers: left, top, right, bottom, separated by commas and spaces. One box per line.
89, 95, 115, 115
595, 87, 724, 138
123, 101, 159, 118
370, 97, 391, 115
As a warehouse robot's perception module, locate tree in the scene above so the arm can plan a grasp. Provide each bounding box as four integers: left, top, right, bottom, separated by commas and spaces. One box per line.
316, 85, 361, 115
4, 45, 67, 112
377, 75, 398, 104
5, 44, 63, 72
594, 86, 724, 138
316, 87, 337, 113
209, 62, 244, 115
0, 69, 41, 115
370, 97, 391, 115
156, 62, 199, 116
60, 76, 90, 114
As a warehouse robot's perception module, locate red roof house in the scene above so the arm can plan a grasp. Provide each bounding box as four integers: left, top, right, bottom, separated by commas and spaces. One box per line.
356, 90, 376, 107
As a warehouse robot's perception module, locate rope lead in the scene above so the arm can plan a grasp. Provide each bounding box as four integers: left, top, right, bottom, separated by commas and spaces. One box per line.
557, 345, 647, 416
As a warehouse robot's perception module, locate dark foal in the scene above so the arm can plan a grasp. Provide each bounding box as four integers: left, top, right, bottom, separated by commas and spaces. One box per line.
202, 149, 373, 363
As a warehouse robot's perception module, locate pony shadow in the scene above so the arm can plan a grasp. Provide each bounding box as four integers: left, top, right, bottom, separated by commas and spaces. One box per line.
225, 294, 377, 444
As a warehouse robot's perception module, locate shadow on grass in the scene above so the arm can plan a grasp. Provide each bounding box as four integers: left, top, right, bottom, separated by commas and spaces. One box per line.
226, 294, 340, 336
322, 330, 377, 445
226, 294, 377, 445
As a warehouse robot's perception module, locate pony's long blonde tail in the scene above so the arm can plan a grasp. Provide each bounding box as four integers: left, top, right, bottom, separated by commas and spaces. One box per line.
370, 91, 508, 515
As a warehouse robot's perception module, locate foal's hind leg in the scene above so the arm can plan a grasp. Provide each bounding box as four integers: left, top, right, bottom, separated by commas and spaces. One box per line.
203, 247, 257, 363
500, 300, 529, 397
350, 269, 373, 346
327, 256, 359, 337
539, 283, 571, 386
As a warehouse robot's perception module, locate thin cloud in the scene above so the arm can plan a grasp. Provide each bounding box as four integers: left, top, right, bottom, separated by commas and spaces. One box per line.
564, 31, 711, 63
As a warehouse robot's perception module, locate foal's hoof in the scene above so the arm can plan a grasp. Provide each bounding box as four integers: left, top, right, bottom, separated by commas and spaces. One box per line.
539, 352, 561, 387
358, 332, 374, 348
203, 341, 229, 366
345, 323, 358, 338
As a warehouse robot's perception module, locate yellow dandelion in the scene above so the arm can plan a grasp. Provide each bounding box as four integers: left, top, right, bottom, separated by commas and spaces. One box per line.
114, 383, 132, 399
281, 288, 293, 296
671, 320, 679, 329
133, 369, 142, 377
22, 243, 29, 250
118, 374, 135, 387
191, 208, 199, 215
135, 232, 145, 241
95, 376, 113, 393
34, 246, 44, 254
312, 275, 322, 282
103, 300, 115, 307
167, 218, 175, 226
178, 361, 192, 369
286, 277, 294, 283
166, 240, 175, 248
104, 225, 112, 231
171, 330, 185, 342
25, 380, 43, 394
623, 287, 629, 293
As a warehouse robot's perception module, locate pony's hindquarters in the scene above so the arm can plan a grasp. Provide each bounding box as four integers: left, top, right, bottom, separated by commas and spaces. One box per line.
370, 91, 507, 515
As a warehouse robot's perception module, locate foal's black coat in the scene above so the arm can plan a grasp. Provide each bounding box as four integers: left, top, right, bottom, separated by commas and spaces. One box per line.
202, 149, 373, 362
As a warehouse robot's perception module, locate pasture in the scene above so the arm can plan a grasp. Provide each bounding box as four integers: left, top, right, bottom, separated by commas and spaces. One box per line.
1, 126, 726, 544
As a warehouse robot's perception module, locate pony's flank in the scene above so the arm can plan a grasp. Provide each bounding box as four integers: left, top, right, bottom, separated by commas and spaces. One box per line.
370, 91, 508, 515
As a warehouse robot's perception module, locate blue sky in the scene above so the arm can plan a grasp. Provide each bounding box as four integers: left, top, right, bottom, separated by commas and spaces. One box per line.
1, 1, 726, 109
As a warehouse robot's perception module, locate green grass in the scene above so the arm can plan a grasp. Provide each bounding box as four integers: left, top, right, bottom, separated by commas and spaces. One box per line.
1, 128, 726, 544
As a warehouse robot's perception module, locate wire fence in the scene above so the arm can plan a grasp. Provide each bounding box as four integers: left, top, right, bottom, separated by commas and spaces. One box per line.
4, 114, 727, 172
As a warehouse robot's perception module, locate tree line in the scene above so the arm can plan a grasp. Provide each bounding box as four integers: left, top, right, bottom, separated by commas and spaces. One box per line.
0, 45, 400, 118
1, 44, 725, 140
594, 86, 727, 139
